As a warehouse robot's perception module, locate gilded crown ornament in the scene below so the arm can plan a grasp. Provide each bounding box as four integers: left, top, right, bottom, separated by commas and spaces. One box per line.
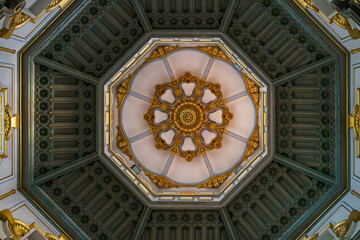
144, 72, 233, 162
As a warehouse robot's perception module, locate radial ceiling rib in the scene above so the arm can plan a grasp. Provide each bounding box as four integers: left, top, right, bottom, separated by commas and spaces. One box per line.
219, 207, 238, 240
34, 153, 99, 185
133, 206, 152, 240
34, 55, 99, 85
219, 0, 239, 33
132, 0, 152, 32
273, 154, 335, 185
272, 55, 335, 86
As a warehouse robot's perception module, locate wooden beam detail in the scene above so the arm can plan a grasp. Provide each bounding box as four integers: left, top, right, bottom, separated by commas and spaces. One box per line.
272, 56, 335, 86
34, 153, 98, 185
34, 55, 99, 85
131, 0, 152, 32
273, 154, 335, 185
219, 207, 238, 240
219, 0, 239, 33
132, 206, 151, 240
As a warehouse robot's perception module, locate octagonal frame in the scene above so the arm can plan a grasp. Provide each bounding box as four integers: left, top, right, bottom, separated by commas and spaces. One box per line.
103, 37, 271, 204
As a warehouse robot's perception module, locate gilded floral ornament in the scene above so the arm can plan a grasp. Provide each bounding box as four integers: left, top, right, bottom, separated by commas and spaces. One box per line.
144, 72, 233, 162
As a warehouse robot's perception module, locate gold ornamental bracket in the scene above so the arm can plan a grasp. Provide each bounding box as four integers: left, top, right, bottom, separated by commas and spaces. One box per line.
304, 210, 360, 240
297, 0, 360, 39
0, 85, 18, 164
349, 89, 360, 157
0, 209, 69, 240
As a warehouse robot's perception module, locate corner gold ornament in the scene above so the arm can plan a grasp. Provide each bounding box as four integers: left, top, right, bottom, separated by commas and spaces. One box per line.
305, 210, 360, 240
144, 72, 233, 162
300, 0, 360, 39
0, 209, 69, 240
0, 85, 18, 164
0, 0, 73, 39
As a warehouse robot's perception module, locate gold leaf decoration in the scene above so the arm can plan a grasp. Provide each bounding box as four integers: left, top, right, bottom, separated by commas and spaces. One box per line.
145, 45, 180, 62
242, 72, 260, 108
196, 45, 232, 63
146, 172, 180, 188
196, 172, 232, 188
244, 125, 260, 160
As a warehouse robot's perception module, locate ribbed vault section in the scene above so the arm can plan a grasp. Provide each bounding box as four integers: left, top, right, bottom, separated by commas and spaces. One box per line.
40, 0, 144, 77
227, 162, 330, 240
20, 0, 347, 239
141, 210, 230, 240
275, 64, 336, 177
41, 160, 144, 239
227, 0, 329, 78
140, 0, 230, 29
34, 64, 96, 178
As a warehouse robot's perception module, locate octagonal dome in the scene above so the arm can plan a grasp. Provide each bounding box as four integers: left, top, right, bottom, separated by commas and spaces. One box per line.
17, 0, 348, 239
104, 38, 268, 202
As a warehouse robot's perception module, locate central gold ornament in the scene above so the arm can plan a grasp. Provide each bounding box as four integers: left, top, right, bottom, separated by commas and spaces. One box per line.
174, 102, 203, 132
144, 72, 233, 162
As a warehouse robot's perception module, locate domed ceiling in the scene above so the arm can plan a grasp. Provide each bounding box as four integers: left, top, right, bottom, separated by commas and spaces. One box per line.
105, 39, 268, 202
19, 0, 347, 239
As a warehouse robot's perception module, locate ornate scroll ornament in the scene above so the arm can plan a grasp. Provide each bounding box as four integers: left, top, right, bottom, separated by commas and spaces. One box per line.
0, 209, 69, 240
144, 45, 232, 63
241, 72, 260, 108
300, 0, 360, 39
305, 210, 360, 240
117, 74, 133, 156
144, 72, 233, 162
0, 85, 18, 164
0, 0, 72, 39
303, 0, 319, 11
196, 46, 232, 63
349, 89, 360, 157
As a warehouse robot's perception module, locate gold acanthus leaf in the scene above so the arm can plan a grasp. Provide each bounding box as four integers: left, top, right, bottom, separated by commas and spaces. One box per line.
244, 125, 260, 160
145, 45, 180, 62
196, 45, 232, 63
196, 172, 232, 188
241, 72, 260, 108
145, 172, 180, 188
304, 0, 319, 12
